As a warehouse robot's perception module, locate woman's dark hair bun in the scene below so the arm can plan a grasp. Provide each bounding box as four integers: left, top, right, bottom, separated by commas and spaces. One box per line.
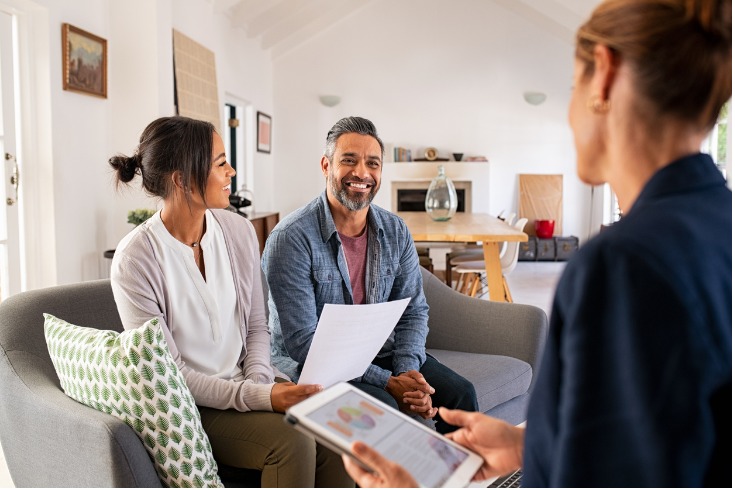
685, 0, 731, 44
109, 154, 140, 183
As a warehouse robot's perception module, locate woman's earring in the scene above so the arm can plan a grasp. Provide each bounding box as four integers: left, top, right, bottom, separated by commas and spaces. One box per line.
587, 96, 611, 114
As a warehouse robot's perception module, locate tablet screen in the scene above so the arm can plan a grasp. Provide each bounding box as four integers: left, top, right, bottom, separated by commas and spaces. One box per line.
303, 389, 469, 487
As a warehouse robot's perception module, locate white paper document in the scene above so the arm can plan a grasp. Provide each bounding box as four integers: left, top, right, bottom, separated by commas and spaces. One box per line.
298, 297, 411, 387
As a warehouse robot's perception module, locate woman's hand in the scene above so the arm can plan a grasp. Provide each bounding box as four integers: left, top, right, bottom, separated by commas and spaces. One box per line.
270, 381, 323, 413
342, 441, 419, 488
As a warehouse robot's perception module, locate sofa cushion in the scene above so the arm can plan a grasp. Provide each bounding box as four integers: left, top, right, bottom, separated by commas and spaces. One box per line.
427, 349, 532, 414
44, 314, 223, 488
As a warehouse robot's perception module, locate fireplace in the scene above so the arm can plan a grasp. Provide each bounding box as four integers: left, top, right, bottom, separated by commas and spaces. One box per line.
392, 180, 472, 213
372, 162, 488, 214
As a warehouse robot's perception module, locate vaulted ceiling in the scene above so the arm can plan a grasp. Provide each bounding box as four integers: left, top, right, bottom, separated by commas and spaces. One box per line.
211, 0, 598, 59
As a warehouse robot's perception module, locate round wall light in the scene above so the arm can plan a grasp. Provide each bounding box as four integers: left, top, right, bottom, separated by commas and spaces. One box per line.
523, 91, 547, 106
319, 95, 341, 107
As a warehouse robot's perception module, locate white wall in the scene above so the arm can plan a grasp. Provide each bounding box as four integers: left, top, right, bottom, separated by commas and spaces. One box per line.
17, 0, 273, 286
31, 0, 119, 285
273, 0, 592, 239
13, 0, 598, 287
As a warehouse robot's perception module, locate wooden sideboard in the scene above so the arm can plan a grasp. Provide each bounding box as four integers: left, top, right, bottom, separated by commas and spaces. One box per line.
248, 211, 279, 255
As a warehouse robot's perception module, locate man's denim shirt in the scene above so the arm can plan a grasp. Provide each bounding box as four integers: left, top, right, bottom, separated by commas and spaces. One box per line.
261, 191, 429, 388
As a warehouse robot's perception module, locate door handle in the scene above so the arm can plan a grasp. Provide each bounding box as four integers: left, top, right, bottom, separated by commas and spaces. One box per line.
5, 152, 18, 206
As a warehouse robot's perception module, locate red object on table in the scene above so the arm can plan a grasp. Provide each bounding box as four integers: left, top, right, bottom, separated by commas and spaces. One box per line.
535, 219, 555, 238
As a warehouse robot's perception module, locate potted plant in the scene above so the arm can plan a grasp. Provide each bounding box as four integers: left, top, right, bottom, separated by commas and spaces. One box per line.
127, 208, 156, 226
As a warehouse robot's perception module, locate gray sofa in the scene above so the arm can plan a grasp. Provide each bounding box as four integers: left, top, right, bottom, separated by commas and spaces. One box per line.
420, 268, 548, 423
0, 270, 547, 487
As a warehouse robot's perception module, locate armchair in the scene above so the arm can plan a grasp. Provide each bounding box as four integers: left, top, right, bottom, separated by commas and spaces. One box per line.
0, 280, 161, 487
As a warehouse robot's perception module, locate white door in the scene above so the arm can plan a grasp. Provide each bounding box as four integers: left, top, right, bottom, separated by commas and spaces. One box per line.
0, 9, 21, 301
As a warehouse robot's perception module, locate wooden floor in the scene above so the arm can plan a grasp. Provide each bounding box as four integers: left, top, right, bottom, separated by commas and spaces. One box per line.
439, 261, 565, 317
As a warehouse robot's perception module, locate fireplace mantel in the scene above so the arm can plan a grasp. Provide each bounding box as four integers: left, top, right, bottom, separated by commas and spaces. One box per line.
373, 162, 490, 213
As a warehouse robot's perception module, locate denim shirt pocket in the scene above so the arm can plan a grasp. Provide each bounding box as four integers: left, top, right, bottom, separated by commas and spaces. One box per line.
376, 260, 402, 302
313, 267, 344, 304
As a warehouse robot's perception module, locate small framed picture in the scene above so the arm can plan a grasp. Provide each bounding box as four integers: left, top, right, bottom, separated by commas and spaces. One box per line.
62, 23, 107, 98
257, 111, 272, 154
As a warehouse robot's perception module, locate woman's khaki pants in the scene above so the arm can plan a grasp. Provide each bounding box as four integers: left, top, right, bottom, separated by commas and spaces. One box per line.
199, 407, 354, 488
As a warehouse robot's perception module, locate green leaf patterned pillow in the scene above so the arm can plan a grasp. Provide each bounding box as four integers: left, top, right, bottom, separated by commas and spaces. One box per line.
43, 314, 223, 488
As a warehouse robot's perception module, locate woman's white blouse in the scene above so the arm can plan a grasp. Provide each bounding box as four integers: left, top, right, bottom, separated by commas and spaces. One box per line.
148, 210, 243, 379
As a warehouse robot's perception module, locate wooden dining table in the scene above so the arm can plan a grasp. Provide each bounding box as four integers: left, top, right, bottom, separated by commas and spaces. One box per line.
398, 212, 528, 302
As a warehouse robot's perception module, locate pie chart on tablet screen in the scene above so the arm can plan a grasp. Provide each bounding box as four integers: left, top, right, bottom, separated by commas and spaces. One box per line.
337, 406, 376, 430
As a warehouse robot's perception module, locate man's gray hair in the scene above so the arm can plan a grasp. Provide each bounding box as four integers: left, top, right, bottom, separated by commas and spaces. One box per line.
324, 116, 385, 161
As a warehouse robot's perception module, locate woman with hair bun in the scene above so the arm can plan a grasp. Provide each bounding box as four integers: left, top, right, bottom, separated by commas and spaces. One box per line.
109, 116, 353, 487
342, 0, 732, 487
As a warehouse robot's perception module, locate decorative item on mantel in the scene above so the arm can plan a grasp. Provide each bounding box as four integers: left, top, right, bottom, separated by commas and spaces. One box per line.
452, 153, 464, 162
414, 147, 449, 161
425, 164, 458, 221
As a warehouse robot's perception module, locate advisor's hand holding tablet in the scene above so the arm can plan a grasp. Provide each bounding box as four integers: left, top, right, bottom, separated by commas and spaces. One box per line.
441, 408, 524, 482
342, 408, 525, 487
343, 441, 420, 487
285, 383, 484, 487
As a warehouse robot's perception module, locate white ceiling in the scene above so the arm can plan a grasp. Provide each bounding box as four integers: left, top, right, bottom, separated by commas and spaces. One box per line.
212, 0, 599, 59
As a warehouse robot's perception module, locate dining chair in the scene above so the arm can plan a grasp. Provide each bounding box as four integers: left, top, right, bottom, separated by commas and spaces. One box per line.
499, 213, 516, 256
445, 246, 482, 287
454, 218, 529, 301
445, 212, 522, 288
449, 216, 525, 288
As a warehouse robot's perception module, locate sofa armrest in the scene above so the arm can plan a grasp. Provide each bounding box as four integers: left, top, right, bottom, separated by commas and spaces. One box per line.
421, 268, 548, 375
0, 350, 161, 488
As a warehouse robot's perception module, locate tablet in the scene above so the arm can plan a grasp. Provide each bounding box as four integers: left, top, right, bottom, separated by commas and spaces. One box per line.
285, 382, 484, 488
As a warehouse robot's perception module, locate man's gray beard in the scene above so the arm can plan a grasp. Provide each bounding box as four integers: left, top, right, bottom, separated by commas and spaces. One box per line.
330, 176, 375, 211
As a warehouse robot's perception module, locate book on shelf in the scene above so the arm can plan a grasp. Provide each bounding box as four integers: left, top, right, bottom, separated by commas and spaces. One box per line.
392, 146, 412, 162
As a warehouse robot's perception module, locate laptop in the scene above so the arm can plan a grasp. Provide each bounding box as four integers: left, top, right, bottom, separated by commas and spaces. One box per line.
488, 469, 522, 488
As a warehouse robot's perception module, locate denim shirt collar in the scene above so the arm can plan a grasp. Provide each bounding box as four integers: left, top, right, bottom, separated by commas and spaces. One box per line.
317, 190, 385, 244
317, 191, 386, 304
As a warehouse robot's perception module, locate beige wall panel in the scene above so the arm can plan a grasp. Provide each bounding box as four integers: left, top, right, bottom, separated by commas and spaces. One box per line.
173, 29, 221, 133
518, 174, 563, 236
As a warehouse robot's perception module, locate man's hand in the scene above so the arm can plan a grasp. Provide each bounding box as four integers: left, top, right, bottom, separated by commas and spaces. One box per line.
386, 370, 438, 419
270, 382, 323, 413
342, 441, 419, 488
441, 408, 525, 481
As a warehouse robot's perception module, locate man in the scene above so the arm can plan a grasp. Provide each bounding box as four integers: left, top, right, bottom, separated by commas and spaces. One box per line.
262, 116, 478, 434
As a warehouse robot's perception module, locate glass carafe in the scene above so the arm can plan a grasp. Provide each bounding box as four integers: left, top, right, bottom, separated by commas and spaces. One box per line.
424, 165, 458, 221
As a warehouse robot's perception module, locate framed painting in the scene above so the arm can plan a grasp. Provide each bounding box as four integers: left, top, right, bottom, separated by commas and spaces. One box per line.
62, 23, 107, 98
257, 111, 272, 154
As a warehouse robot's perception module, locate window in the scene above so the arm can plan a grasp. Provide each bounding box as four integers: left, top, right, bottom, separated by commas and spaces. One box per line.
702, 100, 730, 180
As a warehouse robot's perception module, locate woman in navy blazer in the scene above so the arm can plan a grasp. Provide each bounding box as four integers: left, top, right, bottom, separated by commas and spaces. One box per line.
342, 0, 732, 487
